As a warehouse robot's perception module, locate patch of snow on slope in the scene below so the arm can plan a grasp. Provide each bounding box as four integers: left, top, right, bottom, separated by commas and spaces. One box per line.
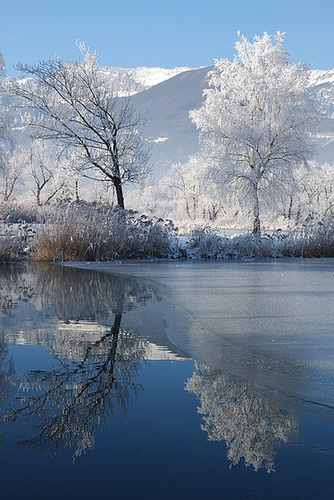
127, 67, 194, 87
309, 69, 334, 87
147, 136, 169, 143
98, 66, 195, 95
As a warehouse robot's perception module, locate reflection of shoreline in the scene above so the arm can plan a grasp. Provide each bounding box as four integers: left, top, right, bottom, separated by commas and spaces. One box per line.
0, 263, 189, 459
0, 263, 189, 361
186, 363, 299, 473
8, 320, 188, 362
60, 260, 334, 414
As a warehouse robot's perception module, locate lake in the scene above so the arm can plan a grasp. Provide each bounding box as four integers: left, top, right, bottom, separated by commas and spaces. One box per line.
0, 260, 333, 499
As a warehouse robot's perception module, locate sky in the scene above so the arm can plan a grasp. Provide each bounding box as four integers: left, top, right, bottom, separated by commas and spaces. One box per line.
0, 0, 333, 77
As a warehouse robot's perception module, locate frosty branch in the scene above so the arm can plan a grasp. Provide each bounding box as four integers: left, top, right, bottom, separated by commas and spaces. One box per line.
190, 32, 318, 235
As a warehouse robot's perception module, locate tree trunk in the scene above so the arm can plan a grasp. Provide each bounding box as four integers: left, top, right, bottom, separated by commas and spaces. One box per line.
37, 186, 41, 206
75, 179, 79, 201
114, 177, 124, 209
288, 196, 293, 220
251, 182, 261, 236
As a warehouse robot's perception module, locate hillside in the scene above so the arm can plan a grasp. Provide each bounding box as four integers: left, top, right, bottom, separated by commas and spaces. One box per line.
128, 66, 334, 181
97, 65, 196, 96
130, 66, 211, 179
3, 65, 334, 190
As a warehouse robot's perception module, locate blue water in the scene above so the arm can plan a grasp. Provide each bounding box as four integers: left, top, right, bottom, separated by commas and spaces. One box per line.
0, 263, 333, 499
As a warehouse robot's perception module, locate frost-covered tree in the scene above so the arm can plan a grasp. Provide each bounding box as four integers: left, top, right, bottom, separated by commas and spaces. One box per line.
297, 162, 334, 218
190, 32, 318, 235
0, 52, 18, 203
0, 52, 4, 81
274, 162, 334, 224
164, 155, 225, 222
0, 52, 13, 177
8, 43, 150, 209
23, 139, 69, 205
0, 145, 25, 201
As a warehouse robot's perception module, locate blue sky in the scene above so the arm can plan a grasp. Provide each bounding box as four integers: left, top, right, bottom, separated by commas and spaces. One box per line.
0, 0, 333, 76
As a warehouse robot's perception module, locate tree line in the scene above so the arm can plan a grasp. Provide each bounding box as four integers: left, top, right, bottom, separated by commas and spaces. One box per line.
0, 33, 330, 235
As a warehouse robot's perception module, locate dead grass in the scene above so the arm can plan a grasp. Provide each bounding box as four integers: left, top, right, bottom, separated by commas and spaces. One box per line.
32, 202, 176, 262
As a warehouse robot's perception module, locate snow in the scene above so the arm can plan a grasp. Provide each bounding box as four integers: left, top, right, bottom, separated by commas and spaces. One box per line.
309, 68, 334, 86
147, 136, 169, 143
98, 65, 196, 96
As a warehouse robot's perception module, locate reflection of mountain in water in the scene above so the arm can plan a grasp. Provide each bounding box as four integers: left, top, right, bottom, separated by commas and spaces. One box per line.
0, 264, 187, 459
186, 363, 298, 473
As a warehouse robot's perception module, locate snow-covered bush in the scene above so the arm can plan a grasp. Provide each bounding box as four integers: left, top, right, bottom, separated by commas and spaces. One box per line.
0, 202, 39, 224
187, 217, 334, 259
188, 226, 226, 258
33, 201, 177, 262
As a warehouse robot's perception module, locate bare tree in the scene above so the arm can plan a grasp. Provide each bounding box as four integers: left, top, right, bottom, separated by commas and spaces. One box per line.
9, 43, 150, 208
0, 145, 25, 201
23, 139, 68, 205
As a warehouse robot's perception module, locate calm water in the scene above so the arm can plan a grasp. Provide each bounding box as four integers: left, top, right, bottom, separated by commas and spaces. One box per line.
0, 261, 334, 500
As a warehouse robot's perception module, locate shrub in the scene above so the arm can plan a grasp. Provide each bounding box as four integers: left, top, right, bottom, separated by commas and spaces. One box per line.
187, 214, 334, 260
0, 223, 35, 263
188, 226, 226, 258
0, 235, 21, 263
296, 215, 334, 258
0, 203, 39, 224
33, 201, 177, 262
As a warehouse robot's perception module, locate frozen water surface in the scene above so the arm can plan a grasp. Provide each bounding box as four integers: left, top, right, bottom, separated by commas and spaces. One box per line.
69, 259, 334, 411
0, 261, 333, 499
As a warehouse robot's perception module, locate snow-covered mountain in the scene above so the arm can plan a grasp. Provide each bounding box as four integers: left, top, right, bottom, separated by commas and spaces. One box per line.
97, 66, 196, 96
307, 69, 334, 165
129, 66, 211, 179
5, 65, 334, 185
125, 66, 334, 180
309, 68, 334, 87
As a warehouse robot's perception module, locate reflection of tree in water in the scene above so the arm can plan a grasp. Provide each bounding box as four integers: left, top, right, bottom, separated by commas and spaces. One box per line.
0, 264, 35, 317
31, 264, 161, 321
0, 336, 14, 452
1, 264, 161, 459
0, 339, 14, 402
0, 263, 162, 322
186, 363, 298, 473
5, 322, 146, 460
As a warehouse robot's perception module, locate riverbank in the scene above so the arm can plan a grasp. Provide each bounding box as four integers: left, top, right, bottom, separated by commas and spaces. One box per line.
1, 200, 334, 262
